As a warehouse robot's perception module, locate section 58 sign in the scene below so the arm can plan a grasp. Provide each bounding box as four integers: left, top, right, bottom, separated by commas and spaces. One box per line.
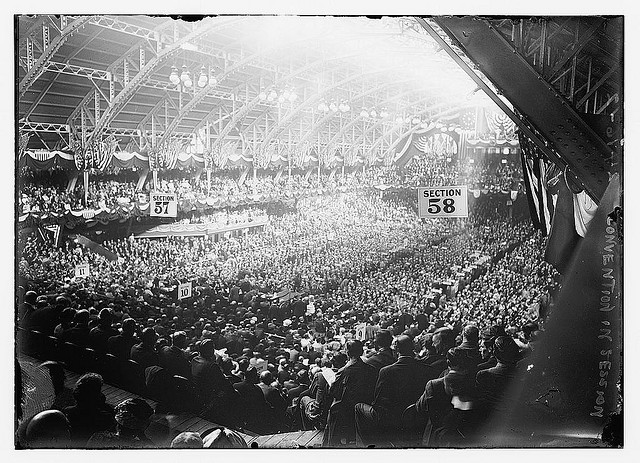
150, 192, 177, 218
417, 185, 468, 218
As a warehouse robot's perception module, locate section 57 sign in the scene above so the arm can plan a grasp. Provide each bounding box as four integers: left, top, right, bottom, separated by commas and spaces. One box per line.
417, 185, 468, 218
150, 192, 177, 218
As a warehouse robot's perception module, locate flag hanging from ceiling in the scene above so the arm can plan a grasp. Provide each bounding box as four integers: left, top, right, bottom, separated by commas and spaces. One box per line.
518, 133, 554, 236
544, 173, 581, 274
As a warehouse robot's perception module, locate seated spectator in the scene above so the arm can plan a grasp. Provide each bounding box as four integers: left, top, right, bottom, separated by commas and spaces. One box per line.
476, 336, 522, 415
53, 308, 76, 338
158, 331, 191, 378
323, 340, 378, 447
478, 325, 506, 371
451, 324, 483, 377
234, 366, 270, 432
364, 330, 395, 372
191, 339, 239, 427
107, 317, 138, 360
300, 357, 344, 431
258, 370, 289, 428
354, 335, 430, 447
87, 398, 155, 449
424, 327, 456, 378
89, 308, 119, 353
434, 349, 482, 447
63, 373, 116, 446
130, 327, 159, 369
60, 309, 91, 347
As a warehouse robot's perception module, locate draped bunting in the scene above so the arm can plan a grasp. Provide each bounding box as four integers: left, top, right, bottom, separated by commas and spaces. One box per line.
21, 141, 391, 173
111, 151, 149, 170
19, 150, 76, 170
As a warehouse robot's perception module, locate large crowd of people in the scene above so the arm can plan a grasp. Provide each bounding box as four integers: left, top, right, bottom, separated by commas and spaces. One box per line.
18, 155, 520, 218
403, 156, 523, 191
16, 171, 562, 447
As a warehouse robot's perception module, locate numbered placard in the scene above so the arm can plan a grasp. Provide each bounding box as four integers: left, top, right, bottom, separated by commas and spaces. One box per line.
150, 192, 178, 218
177, 281, 192, 300
417, 185, 468, 218
75, 263, 90, 278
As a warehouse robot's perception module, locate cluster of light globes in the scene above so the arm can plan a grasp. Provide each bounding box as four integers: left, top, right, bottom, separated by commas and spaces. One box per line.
169, 65, 217, 89
258, 88, 298, 104
358, 108, 390, 119
318, 100, 351, 113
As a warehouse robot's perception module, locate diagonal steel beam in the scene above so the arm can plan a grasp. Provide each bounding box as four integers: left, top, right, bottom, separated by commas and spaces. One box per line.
87, 17, 241, 144
19, 15, 94, 98
423, 16, 613, 201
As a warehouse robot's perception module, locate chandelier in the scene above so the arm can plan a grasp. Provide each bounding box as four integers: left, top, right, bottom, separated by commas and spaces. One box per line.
169, 64, 218, 89
258, 87, 297, 104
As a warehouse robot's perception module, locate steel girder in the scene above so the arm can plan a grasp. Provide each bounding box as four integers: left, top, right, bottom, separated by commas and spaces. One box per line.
86, 17, 243, 145
19, 16, 94, 98
426, 17, 614, 201
324, 87, 441, 155
211, 51, 374, 149
178, 30, 401, 150
259, 66, 422, 152
294, 79, 423, 151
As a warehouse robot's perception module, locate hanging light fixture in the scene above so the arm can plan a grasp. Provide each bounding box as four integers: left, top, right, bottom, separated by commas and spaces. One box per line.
370, 109, 377, 118
259, 91, 268, 101
380, 109, 389, 118
180, 65, 190, 83
268, 89, 277, 101
412, 116, 421, 124
169, 66, 180, 85
360, 108, 369, 118
329, 102, 338, 112
198, 66, 208, 88
395, 116, 404, 124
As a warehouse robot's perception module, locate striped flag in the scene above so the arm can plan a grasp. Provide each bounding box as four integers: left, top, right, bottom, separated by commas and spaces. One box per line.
519, 133, 554, 236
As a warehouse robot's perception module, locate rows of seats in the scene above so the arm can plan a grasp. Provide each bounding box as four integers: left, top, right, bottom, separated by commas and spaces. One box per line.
17, 327, 199, 414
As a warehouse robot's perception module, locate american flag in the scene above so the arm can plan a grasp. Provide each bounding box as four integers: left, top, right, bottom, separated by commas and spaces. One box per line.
518, 133, 554, 236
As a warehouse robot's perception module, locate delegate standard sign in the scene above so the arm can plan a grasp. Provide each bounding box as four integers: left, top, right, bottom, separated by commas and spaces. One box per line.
417, 185, 468, 218
150, 192, 178, 218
